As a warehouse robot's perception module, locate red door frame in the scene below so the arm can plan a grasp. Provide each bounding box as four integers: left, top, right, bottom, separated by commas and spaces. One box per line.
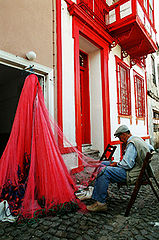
72, 16, 112, 152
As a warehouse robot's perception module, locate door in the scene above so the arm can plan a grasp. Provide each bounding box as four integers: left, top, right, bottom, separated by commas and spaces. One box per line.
79, 51, 91, 144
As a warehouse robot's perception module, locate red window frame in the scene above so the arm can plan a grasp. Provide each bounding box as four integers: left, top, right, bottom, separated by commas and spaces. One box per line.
134, 70, 145, 124
115, 56, 131, 124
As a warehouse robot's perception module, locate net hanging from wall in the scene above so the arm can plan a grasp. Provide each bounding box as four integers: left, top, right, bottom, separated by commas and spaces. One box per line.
0, 74, 102, 220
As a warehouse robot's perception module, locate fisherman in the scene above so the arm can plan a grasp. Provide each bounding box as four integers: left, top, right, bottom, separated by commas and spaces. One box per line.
86, 125, 154, 212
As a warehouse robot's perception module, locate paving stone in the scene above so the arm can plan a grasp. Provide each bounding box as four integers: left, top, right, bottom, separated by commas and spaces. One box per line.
16, 233, 32, 240
67, 226, 77, 233
50, 216, 60, 222
63, 220, 72, 225
34, 230, 43, 237
48, 228, 57, 235
74, 213, 83, 219
10, 229, 22, 237
70, 217, 78, 223
98, 237, 110, 240
41, 233, 55, 240
79, 225, 88, 231
100, 229, 113, 236
135, 235, 145, 240
145, 235, 156, 240
103, 225, 114, 231
42, 220, 53, 226
88, 218, 99, 224
87, 229, 95, 236
61, 215, 70, 220
0, 228, 5, 236
58, 224, 67, 231
66, 232, 80, 239
29, 237, 40, 240
48, 237, 60, 240
82, 234, 93, 240
49, 221, 61, 228
151, 231, 159, 238
30, 223, 39, 229
1, 237, 14, 240
140, 229, 149, 235
55, 230, 67, 238
4, 227, 15, 233
16, 224, 28, 231
76, 237, 83, 240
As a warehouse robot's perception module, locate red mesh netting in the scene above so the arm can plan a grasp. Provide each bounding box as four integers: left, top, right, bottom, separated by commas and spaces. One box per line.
0, 74, 102, 219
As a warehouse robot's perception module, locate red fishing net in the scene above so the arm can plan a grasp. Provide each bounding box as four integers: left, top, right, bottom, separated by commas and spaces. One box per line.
0, 74, 102, 219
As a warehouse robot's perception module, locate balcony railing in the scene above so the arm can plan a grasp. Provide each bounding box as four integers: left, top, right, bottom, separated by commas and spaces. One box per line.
78, 0, 109, 24
107, 0, 156, 44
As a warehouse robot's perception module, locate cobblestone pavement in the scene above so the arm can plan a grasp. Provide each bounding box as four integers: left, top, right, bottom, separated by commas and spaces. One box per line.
0, 153, 159, 240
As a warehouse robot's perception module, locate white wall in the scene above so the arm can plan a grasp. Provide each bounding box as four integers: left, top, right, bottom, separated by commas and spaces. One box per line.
109, 45, 120, 140
131, 64, 148, 135
89, 50, 104, 154
61, 0, 76, 145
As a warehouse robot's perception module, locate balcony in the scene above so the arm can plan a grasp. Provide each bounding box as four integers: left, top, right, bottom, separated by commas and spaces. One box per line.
107, 0, 158, 59
77, 0, 109, 26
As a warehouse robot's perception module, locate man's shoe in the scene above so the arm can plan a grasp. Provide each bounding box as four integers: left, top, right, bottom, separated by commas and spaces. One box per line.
75, 186, 94, 200
87, 202, 107, 212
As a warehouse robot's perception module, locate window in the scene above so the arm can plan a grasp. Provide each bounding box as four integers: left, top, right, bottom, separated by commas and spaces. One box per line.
153, 110, 159, 132
134, 71, 145, 122
151, 55, 156, 85
115, 56, 131, 123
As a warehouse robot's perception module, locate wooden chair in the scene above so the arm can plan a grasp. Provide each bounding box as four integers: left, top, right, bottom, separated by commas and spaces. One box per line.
123, 152, 159, 217
99, 144, 117, 162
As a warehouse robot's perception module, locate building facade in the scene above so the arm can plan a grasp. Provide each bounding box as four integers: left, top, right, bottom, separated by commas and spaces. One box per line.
57, 0, 158, 165
0, 0, 158, 169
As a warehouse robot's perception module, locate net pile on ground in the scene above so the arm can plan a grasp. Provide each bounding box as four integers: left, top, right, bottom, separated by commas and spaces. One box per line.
0, 74, 102, 219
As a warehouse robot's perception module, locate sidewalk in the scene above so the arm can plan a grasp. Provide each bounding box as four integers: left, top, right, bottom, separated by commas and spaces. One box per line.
0, 153, 159, 240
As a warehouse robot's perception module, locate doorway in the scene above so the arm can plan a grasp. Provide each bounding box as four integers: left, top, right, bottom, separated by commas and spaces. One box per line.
0, 63, 44, 158
79, 51, 91, 144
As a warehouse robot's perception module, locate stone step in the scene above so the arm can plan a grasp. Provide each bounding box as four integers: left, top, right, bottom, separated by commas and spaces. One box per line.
83, 149, 100, 158
82, 144, 92, 152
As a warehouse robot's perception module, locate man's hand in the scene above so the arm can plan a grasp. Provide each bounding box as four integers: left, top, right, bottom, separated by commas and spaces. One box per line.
110, 162, 118, 167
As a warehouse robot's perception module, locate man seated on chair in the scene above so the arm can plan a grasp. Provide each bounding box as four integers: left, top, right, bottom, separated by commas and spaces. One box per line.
86, 125, 154, 212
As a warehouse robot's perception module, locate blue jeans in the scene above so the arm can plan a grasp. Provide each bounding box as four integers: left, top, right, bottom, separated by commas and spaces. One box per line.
92, 161, 127, 203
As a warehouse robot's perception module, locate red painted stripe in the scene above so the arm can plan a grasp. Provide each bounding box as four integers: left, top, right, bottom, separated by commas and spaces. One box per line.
101, 48, 111, 148
56, 0, 63, 149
